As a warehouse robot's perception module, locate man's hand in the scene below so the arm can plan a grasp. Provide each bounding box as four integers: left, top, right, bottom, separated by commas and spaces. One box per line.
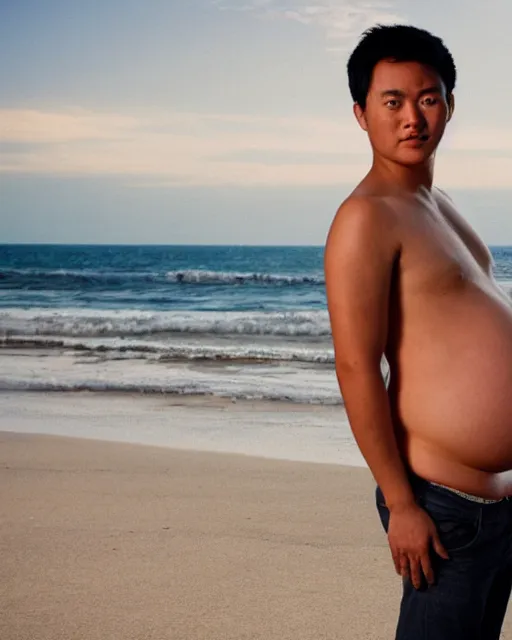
387, 503, 450, 589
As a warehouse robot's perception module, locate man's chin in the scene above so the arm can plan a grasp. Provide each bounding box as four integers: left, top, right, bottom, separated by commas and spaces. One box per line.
396, 150, 434, 166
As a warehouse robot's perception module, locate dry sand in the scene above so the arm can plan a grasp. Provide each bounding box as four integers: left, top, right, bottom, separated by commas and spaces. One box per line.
1, 431, 512, 640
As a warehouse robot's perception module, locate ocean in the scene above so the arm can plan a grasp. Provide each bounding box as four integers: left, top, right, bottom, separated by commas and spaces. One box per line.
2, 244, 512, 406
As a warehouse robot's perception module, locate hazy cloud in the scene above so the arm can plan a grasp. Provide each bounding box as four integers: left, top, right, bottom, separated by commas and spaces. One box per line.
0, 109, 138, 143
0, 108, 366, 186
212, 0, 405, 51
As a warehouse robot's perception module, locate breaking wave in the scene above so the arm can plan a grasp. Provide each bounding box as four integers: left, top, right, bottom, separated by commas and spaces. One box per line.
0, 308, 331, 338
0, 267, 324, 287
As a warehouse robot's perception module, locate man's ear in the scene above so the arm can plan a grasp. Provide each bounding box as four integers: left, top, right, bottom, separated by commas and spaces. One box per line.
353, 102, 368, 131
447, 93, 455, 122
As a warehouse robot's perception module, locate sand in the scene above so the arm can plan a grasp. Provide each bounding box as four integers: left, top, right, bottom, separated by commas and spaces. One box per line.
1, 430, 512, 639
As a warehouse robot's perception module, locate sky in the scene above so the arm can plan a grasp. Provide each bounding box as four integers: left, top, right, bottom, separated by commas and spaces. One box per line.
1, 0, 512, 245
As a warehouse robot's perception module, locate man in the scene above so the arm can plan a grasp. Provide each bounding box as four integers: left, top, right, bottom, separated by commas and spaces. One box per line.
324, 24, 512, 639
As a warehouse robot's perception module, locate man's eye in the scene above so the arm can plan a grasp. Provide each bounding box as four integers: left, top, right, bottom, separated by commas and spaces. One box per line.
423, 97, 438, 106
386, 100, 400, 108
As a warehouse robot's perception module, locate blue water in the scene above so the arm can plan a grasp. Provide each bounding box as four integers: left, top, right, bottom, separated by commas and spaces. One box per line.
0, 244, 326, 312
1, 244, 512, 403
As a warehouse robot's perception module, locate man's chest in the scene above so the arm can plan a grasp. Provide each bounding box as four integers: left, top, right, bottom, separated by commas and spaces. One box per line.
396, 197, 492, 297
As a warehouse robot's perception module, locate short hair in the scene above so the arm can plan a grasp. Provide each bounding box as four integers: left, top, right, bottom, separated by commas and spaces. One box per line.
347, 25, 456, 110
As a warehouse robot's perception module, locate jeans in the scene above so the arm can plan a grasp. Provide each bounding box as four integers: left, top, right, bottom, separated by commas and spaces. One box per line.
376, 475, 512, 639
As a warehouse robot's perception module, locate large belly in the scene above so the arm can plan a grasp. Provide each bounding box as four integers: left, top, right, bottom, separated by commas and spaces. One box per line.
393, 284, 512, 472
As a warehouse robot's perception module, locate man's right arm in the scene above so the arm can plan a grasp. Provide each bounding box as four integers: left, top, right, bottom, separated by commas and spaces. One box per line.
324, 196, 414, 511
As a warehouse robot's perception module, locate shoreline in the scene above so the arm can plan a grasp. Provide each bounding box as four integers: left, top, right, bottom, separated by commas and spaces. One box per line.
0, 389, 365, 467
0, 387, 341, 412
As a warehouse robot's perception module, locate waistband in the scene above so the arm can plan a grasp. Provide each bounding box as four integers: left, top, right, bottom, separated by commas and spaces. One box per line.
428, 481, 505, 504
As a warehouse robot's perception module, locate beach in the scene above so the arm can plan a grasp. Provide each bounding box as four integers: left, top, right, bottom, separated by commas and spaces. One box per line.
2, 393, 511, 640
1, 423, 392, 640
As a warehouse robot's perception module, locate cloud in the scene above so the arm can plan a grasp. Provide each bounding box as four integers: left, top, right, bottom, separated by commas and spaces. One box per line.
3, 107, 512, 189
0, 109, 138, 143
212, 0, 405, 51
0, 108, 368, 186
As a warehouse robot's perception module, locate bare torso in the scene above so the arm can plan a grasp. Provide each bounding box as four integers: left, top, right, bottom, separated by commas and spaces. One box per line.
372, 188, 512, 499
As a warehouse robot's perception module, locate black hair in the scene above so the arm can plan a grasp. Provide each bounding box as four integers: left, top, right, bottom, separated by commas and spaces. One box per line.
347, 25, 456, 110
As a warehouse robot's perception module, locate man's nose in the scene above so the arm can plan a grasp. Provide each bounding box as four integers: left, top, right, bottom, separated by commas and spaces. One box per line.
402, 101, 426, 129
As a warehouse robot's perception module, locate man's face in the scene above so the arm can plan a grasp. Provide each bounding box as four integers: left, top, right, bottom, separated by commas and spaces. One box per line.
355, 59, 453, 166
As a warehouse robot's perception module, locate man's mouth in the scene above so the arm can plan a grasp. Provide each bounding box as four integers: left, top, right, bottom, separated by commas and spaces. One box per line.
402, 134, 429, 142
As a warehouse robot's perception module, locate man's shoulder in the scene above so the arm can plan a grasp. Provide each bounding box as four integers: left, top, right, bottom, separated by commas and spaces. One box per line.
337, 192, 381, 213
433, 187, 492, 267
327, 192, 399, 245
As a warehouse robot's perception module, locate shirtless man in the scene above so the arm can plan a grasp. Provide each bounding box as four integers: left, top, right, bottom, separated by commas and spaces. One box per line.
324, 25, 512, 639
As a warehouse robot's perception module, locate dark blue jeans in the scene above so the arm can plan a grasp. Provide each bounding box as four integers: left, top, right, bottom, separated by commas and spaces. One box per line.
376, 475, 512, 639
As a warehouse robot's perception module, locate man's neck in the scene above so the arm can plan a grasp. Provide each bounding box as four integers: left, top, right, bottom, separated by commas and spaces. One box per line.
370, 154, 435, 193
